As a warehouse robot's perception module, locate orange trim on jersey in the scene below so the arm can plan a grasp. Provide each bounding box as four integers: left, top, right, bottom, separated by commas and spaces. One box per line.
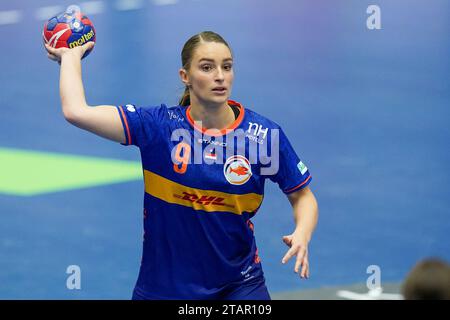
284, 175, 312, 193
119, 106, 132, 145
143, 170, 263, 215
185, 100, 245, 137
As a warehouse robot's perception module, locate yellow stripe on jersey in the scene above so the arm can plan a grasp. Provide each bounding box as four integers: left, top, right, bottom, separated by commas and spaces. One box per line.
144, 170, 263, 215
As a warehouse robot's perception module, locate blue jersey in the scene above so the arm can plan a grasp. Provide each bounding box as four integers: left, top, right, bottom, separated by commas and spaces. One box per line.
116, 100, 312, 299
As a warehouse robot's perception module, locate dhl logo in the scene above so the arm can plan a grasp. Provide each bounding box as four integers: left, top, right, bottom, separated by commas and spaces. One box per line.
69, 29, 95, 48
174, 192, 234, 208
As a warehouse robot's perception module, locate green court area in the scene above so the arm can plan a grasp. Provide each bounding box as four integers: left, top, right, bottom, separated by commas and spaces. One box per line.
0, 148, 142, 196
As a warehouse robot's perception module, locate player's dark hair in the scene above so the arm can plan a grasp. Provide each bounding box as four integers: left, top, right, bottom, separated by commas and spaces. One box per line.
402, 258, 450, 300
179, 31, 232, 106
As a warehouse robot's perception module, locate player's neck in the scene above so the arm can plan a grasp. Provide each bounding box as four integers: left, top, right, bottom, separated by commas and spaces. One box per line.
189, 99, 235, 131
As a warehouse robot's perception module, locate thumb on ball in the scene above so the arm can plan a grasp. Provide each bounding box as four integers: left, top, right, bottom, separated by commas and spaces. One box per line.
83, 41, 95, 50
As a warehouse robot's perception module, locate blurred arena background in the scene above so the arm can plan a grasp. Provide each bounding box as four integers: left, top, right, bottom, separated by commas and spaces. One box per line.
0, 0, 449, 299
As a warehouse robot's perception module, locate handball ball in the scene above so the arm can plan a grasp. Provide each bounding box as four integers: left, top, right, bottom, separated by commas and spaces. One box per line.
43, 10, 96, 59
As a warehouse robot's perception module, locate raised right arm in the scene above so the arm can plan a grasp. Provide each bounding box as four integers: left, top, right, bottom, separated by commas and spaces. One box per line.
45, 42, 126, 144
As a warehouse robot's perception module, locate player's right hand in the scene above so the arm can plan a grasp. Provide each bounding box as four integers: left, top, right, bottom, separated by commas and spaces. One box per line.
44, 42, 95, 63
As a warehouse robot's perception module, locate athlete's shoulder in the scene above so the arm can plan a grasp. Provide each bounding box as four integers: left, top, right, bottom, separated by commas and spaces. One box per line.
166, 104, 187, 118
137, 103, 168, 116
242, 105, 282, 130
129, 103, 185, 122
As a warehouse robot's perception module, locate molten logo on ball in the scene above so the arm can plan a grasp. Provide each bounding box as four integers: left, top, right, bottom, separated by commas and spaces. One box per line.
69, 29, 95, 48
42, 9, 96, 59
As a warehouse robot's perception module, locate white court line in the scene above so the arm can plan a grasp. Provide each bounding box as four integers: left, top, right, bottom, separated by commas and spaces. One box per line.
35, 5, 64, 20
152, 0, 179, 6
116, 0, 145, 11
80, 1, 106, 15
337, 290, 403, 300
0, 10, 22, 25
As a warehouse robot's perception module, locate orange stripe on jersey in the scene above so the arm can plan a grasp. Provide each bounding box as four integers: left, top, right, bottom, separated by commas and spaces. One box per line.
186, 100, 245, 137
284, 175, 311, 193
143, 170, 263, 215
119, 106, 132, 145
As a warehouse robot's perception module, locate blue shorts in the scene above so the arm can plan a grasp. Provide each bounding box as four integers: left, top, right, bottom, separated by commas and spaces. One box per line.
131, 277, 271, 300
220, 277, 271, 300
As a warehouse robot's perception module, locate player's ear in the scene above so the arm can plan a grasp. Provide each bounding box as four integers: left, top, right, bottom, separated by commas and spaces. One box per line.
179, 68, 189, 86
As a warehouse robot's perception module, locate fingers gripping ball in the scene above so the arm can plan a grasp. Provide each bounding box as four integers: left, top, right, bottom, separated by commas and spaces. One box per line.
43, 10, 96, 59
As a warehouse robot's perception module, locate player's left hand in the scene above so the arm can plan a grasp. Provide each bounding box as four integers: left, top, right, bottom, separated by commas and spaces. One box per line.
281, 231, 310, 279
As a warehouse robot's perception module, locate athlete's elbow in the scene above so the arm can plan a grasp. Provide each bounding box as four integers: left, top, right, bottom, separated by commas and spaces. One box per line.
62, 105, 88, 125
63, 109, 78, 125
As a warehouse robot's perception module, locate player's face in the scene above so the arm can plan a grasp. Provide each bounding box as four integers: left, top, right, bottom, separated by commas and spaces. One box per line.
182, 42, 234, 106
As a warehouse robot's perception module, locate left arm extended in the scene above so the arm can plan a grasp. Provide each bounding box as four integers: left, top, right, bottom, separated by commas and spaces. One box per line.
282, 186, 319, 278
